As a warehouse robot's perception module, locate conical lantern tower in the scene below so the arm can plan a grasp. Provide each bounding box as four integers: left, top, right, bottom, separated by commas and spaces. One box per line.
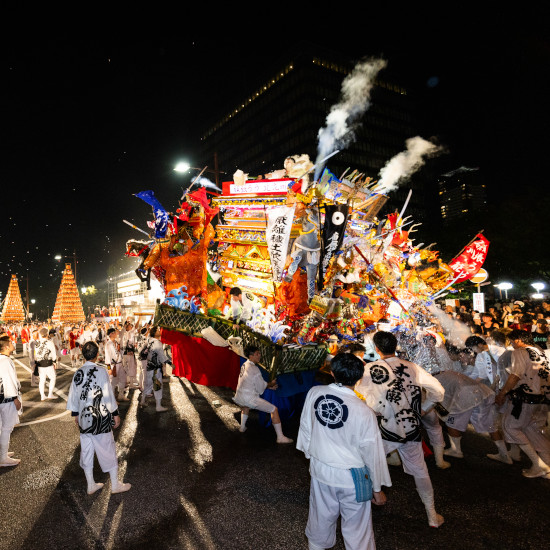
1, 274, 26, 322
51, 264, 86, 324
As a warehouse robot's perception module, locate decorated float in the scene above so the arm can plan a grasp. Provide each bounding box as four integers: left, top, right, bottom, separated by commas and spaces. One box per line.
123, 152, 490, 394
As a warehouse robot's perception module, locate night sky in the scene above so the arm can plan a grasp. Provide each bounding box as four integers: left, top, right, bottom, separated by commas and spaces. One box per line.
2, 12, 548, 316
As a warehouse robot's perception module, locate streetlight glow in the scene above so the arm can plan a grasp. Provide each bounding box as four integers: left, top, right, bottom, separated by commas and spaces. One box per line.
497, 282, 513, 290
496, 282, 513, 300
174, 161, 191, 173
532, 282, 545, 292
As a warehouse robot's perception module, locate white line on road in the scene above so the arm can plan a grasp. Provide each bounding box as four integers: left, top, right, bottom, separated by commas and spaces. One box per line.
13, 358, 71, 427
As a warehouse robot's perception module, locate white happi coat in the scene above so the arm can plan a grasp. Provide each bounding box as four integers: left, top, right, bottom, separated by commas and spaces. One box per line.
470, 350, 498, 385
34, 337, 57, 367
435, 370, 494, 415
508, 346, 550, 397
233, 360, 267, 408
104, 339, 122, 371
146, 338, 169, 372
67, 361, 118, 434
297, 383, 391, 492
0, 355, 20, 399
122, 329, 137, 354
357, 356, 444, 444
78, 330, 95, 346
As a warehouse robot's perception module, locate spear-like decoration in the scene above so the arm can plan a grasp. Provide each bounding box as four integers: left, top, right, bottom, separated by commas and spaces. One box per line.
123, 219, 152, 238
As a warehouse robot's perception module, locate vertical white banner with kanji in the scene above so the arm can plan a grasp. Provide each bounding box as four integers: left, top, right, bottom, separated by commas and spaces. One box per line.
266, 205, 296, 282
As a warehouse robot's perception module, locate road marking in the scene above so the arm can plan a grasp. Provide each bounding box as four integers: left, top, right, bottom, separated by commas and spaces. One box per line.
13, 358, 71, 427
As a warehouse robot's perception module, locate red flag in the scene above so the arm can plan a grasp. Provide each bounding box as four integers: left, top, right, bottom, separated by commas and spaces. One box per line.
448, 234, 490, 282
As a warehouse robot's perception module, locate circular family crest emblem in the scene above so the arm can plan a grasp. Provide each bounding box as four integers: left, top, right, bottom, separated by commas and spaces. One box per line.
332, 211, 346, 226
74, 369, 84, 386
314, 394, 348, 429
370, 364, 390, 385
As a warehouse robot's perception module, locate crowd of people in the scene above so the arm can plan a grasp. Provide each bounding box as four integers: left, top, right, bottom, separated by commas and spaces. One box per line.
0, 318, 173, 489
290, 297, 550, 549
446, 298, 550, 347
1, 297, 549, 549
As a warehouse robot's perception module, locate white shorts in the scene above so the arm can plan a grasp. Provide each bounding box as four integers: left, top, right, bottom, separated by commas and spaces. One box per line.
233, 396, 276, 414
445, 398, 497, 433
422, 409, 445, 448
502, 401, 550, 452
0, 401, 20, 433
80, 432, 118, 472
383, 440, 429, 478
306, 478, 375, 550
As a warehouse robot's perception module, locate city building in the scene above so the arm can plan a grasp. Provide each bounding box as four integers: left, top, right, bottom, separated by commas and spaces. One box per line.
438, 167, 487, 224
196, 44, 430, 223
107, 270, 164, 322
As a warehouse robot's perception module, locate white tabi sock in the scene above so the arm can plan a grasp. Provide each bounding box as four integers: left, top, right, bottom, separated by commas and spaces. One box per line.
273, 422, 292, 443
520, 443, 550, 476
415, 476, 444, 527
84, 468, 103, 494
109, 467, 131, 493
433, 445, 451, 469
495, 439, 511, 457
109, 467, 120, 488
154, 389, 163, 407
273, 422, 284, 438
509, 444, 522, 461
487, 440, 513, 464
240, 413, 248, 432
444, 435, 463, 457
154, 389, 167, 411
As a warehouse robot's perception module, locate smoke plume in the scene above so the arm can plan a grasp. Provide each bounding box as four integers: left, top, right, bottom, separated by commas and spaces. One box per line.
376, 137, 444, 194
192, 176, 221, 192
315, 57, 387, 181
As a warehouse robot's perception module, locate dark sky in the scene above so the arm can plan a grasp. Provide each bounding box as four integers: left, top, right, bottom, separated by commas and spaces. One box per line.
1, 12, 548, 315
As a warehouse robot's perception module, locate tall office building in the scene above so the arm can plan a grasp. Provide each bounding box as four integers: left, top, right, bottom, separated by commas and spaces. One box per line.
438, 167, 487, 224
196, 44, 430, 223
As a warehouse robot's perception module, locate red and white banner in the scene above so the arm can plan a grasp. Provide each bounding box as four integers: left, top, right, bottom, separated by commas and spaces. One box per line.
448, 234, 490, 282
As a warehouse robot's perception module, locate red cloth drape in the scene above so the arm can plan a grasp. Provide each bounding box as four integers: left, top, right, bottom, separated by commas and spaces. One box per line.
161, 329, 241, 390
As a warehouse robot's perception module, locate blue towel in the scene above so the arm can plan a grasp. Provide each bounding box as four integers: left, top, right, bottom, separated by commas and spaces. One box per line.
350, 466, 373, 502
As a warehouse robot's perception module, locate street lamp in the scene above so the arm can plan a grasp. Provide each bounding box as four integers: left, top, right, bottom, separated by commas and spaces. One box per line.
173, 157, 224, 188
497, 282, 513, 300
532, 282, 545, 293
174, 161, 191, 173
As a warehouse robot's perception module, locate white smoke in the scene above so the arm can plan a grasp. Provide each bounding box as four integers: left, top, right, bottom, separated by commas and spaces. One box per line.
315, 57, 387, 181
192, 176, 221, 192
377, 137, 444, 194
427, 304, 472, 348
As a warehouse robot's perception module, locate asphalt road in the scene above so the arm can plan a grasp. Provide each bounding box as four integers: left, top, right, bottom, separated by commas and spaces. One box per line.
1, 352, 549, 550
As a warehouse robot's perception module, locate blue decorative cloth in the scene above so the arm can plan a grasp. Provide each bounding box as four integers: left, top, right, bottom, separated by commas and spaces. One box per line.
256, 368, 319, 426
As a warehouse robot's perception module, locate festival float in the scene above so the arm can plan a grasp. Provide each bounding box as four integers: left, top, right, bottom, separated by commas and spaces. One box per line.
123, 152, 490, 395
